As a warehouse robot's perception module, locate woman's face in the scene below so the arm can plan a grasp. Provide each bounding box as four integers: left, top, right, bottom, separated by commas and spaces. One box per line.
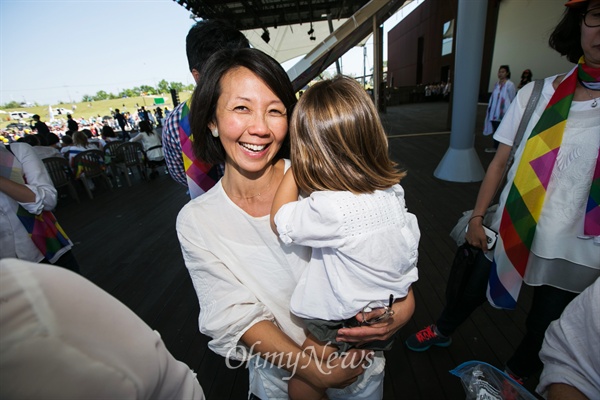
582, 0, 600, 68
210, 67, 288, 175
497, 67, 509, 81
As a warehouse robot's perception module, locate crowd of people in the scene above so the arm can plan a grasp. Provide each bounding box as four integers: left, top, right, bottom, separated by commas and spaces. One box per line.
1, 1, 599, 399
1, 104, 170, 146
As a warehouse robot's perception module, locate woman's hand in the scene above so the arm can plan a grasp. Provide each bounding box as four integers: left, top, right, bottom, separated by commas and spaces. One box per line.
335, 288, 415, 346
465, 217, 489, 252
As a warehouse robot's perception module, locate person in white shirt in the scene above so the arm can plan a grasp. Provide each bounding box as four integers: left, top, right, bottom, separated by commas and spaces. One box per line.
483, 65, 517, 153
271, 75, 419, 400
130, 120, 164, 179
0, 142, 79, 272
0, 258, 205, 400
537, 277, 600, 400
177, 48, 412, 400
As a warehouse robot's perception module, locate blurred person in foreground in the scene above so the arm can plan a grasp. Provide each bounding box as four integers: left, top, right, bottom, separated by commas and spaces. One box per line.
536, 277, 600, 400
0, 258, 204, 400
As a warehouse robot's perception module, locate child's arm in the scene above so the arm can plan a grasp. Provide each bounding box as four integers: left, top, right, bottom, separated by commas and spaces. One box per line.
270, 169, 299, 234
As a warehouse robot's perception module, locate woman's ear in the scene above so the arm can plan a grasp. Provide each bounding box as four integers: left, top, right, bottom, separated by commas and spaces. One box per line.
208, 122, 219, 138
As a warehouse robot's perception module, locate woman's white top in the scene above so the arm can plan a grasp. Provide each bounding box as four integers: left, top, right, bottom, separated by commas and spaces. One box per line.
0, 143, 59, 262
484, 79, 516, 135
491, 76, 600, 293
130, 131, 163, 161
275, 184, 420, 320
176, 160, 384, 399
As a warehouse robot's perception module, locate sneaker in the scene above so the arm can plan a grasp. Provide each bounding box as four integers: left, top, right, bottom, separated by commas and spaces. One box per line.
405, 324, 452, 352
484, 147, 497, 153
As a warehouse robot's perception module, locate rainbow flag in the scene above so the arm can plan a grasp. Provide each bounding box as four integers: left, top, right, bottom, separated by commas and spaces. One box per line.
178, 100, 221, 199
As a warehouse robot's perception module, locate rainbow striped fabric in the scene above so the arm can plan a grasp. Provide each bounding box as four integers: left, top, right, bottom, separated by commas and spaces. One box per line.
488, 59, 600, 309
1, 144, 72, 263
178, 99, 221, 199
17, 206, 72, 263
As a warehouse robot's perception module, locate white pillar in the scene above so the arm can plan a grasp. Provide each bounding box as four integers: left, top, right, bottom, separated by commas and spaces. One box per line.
434, 0, 488, 182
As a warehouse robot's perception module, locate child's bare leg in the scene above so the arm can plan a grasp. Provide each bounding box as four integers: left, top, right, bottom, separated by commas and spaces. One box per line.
288, 334, 338, 400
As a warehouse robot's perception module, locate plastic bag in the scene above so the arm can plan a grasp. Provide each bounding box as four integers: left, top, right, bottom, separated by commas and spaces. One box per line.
450, 361, 537, 400
449, 205, 498, 246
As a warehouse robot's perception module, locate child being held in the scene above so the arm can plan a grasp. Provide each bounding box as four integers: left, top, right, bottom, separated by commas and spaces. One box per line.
271, 75, 420, 400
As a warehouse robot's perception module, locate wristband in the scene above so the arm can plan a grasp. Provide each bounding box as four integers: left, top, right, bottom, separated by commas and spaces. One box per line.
468, 215, 484, 223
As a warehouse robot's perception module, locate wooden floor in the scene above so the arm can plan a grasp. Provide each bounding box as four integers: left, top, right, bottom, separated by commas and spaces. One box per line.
53, 101, 540, 400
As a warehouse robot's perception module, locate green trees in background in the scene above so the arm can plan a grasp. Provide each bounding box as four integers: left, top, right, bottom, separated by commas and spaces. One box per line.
69, 80, 194, 107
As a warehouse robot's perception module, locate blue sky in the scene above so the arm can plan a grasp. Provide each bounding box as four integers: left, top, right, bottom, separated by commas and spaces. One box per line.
1, 0, 196, 106
1, 0, 422, 107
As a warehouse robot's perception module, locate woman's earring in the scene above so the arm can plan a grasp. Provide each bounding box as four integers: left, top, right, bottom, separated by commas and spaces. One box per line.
211, 128, 219, 138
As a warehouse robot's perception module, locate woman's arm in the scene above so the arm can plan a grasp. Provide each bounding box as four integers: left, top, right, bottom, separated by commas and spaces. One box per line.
270, 169, 299, 233
335, 287, 415, 345
465, 143, 511, 251
241, 320, 370, 391
0, 176, 36, 203
2, 143, 57, 213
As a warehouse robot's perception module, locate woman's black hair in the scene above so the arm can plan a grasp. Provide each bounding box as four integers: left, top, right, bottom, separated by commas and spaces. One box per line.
189, 48, 296, 165
138, 120, 154, 135
549, 5, 585, 63
101, 125, 116, 138
499, 65, 511, 79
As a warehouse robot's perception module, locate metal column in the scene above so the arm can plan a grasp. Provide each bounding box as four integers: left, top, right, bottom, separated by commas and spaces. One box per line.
434, 0, 488, 182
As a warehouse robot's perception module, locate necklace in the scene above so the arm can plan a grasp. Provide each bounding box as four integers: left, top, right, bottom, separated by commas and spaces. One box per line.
224, 167, 276, 200
583, 86, 598, 108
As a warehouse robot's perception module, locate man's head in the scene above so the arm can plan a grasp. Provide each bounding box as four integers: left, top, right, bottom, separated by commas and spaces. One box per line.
186, 19, 250, 83
32, 114, 40, 121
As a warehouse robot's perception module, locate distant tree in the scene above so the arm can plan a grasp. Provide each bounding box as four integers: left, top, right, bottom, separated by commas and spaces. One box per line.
93, 91, 109, 101
157, 79, 170, 94
139, 85, 156, 95
184, 83, 195, 91
169, 82, 185, 92
81, 94, 93, 102
118, 89, 135, 98
2, 100, 20, 108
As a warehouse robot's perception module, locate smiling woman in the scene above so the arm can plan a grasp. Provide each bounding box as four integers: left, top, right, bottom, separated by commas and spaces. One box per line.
176, 48, 408, 399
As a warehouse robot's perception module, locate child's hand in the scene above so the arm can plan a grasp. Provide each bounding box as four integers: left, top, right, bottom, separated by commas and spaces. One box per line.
335, 288, 415, 346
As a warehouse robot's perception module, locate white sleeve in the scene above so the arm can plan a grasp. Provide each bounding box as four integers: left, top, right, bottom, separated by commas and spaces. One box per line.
11, 143, 57, 214
507, 80, 517, 102
0, 258, 205, 400
536, 278, 600, 399
274, 192, 345, 248
492, 80, 537, 147
176, 207, 275, 361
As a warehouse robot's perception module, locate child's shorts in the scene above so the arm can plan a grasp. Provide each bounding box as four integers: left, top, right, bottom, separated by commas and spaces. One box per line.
302, 317, 395, 353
